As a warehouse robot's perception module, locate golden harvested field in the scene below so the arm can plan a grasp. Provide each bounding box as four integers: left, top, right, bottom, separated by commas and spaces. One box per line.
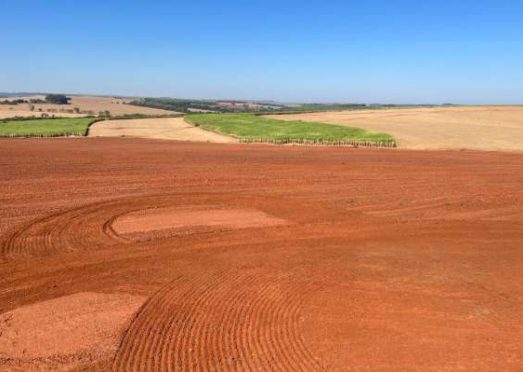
0, 95, 177, 118
0, 110, 83, 119
266, 106, 523, 151
89, 117, 237, 143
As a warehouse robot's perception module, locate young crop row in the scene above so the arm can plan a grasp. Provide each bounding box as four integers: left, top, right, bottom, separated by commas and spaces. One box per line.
238, 138, 397, 148
0, 132, 87, 138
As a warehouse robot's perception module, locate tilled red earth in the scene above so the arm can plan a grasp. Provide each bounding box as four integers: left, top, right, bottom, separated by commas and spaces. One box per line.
0, 138, 522, 371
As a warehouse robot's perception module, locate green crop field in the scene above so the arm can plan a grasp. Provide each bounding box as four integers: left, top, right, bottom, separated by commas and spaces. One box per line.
186, 113, 395, 144
0, 117, 94, 137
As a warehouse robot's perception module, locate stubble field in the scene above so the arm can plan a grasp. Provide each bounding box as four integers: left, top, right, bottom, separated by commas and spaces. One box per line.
266, 106, 523, 151
1, 138, 522, 371
89, 117, 237, 143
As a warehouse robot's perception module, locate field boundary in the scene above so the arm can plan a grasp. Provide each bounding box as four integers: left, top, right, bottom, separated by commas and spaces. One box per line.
237, 138, 397, 147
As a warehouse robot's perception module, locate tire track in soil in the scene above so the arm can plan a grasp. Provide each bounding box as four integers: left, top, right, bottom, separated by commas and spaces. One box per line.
0, 193, 284, 262
0, 194, 212, 262
0, 199, 134, 261
2, 193, 324, 370
113, 271, 322, 371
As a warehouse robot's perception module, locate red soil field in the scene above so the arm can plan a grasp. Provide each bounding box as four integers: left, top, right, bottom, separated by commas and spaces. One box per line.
1, 138, 522, 371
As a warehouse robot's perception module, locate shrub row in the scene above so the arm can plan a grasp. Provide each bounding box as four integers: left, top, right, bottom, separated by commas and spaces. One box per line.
0, 132, 86, 138
238, 138, 397, 148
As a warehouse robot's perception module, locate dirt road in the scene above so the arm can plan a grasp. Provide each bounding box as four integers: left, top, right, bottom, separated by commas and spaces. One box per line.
1, 139, 522, 370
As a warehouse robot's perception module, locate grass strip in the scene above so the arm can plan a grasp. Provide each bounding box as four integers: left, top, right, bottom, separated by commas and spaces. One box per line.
186, 113, 395, 144
0, 117, 95, 137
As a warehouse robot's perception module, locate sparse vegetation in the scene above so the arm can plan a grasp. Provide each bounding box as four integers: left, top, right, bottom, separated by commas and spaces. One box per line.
186, 113, 395, 144
98, 110, 111, 117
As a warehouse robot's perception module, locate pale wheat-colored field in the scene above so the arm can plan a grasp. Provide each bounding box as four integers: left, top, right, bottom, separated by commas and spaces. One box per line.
0, 110, 83, 119
0, 95, 176, 118
266, 106, 523, 151
89, 117, 237, 143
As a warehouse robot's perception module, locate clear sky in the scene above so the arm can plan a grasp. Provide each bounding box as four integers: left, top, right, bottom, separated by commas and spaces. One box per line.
1, 0, 522, 103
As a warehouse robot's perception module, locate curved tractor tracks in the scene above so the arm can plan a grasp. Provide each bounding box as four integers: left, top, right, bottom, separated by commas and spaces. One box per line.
1, 194, 324, 370
1, 198, 134, 262
1, 194, 224, 261
113, 272, 322, 371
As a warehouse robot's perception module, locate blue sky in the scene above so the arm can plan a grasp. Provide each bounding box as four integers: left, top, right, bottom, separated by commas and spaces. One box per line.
1, 0, 522, 103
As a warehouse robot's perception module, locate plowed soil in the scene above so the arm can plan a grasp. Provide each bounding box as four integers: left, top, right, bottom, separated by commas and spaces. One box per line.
1, 138, 522, 371
0, 292, 144, 371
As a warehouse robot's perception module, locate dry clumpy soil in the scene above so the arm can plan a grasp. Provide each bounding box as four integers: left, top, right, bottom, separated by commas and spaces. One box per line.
113, 206, 287, 240
0, 293, 144, 371
0, 138, 522, 370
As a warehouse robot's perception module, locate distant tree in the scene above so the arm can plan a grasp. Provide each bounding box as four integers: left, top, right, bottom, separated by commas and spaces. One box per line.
29, 104, 35, 111
45, 94, 70, 105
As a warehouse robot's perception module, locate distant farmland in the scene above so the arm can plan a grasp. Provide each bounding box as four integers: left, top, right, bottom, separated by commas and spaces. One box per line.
0, 95, 178, 119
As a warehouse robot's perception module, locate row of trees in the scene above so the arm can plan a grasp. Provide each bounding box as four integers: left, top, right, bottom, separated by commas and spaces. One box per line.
45, 94, 70, 104
130, 97, 287, 113
0, 98, 46, 105
0, 94, 71, 105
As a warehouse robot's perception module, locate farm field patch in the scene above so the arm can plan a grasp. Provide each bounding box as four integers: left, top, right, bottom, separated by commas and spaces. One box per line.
1, 138, 522, 370
89, 117, 237, 143
266, 106, 523, 151
187, 113, 395, 144
0, 109, 84, 119
0, 117, 94, 137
